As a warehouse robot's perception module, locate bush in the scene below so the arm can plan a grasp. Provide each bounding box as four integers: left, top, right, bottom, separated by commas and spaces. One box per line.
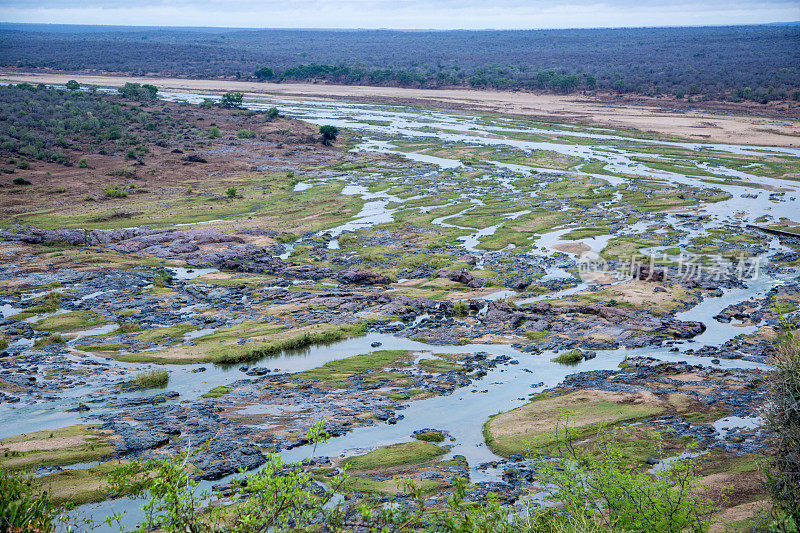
77, 158, 88, 168
254, 66, 274, 80
764, 326, 800, 522
319, 125, 339, 145
0, 465, 60, 532
12, 177, 31, 185
453, 300, 468, 317
65, 79, 80, 90
103, 184, 128, 198
208, 126, 220, 138
550, 349, 583, 364
530, 421, 716, 532
266, 107, 280, 120
236, 129, 254, 139
118, 82, 158, 100
219, 92, 243, 109
152, 268, 174, 287
134, 369, 169, 388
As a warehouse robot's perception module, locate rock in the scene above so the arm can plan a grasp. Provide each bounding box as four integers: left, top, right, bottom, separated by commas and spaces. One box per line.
633, 264, 665, 282
337, 269, 391, 285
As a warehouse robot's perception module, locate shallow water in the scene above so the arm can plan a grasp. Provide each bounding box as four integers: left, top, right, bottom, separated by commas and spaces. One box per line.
11, 86, 800, 527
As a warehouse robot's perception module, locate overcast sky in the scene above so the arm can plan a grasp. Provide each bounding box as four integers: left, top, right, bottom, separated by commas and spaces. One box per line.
1, 0, 798, 29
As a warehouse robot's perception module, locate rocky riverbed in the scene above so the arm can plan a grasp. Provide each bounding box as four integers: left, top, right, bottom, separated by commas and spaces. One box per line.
1, 85, 799, 529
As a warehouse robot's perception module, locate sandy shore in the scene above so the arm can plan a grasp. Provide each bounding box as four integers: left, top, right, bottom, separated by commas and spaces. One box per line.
3, 71, 800, 147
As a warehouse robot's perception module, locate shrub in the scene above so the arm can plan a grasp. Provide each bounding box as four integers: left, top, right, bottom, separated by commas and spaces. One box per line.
236, 129, 254, 139
219, 92, 244, 109
134, 369, 169, 388
77, 158, 88, 168
225, 186, 238, 199
550, 349, 583, 364
764, 325, 800, 521
103, 184, 128, 198
65, 79, 80, 90
319, 125, 339, 145
0, 465, 60, 532
453, 300, 468, 317
118, 82, 158, 100
152, 268, 174, 287
208, 126, 220, 138
254, 66, 274, 80
13, 177, 31, 185
530, 421, 716, 532
275, 231, 297, 244
34, 333, 66, 348
266, 107, 280, 119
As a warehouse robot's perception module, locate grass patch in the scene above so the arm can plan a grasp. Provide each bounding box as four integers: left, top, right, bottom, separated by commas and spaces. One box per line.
38, 461, 120, 505
551, 349, 584, 364
414, 431, 446, 443
33, 333, 67, 348
133, 369, 169, 388
0, 425, 113, 471
346, 476, 440, 495
295, 350, 412, 383
33, 310, 107, 333
418, 358, 464, 373
483, 390, 667, 456
344, 441, 447, 471
202, 386, 232, 398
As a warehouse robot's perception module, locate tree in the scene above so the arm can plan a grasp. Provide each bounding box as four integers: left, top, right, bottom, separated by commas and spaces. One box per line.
65, 79, 80, 90
218, 92, 243, 109
254, 67, 274, 80
118, 82, 158, 100
319, 125, 339, 146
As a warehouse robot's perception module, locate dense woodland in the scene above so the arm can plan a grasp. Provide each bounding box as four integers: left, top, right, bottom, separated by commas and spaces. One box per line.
1, 24, 799, 101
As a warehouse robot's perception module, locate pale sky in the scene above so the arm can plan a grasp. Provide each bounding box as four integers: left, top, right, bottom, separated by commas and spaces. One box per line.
1, 0, 798, 30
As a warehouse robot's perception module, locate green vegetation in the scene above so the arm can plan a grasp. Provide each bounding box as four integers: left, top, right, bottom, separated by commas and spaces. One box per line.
531, 424, 716, 532
202, 386, 232, 398
0, 465, 61, 532
1, 425, 113, 471
413, 431, 445, 443
344, 441, 446, 471
550, 349, 583, 364
133, 369, 169, 388
33, 333, 66, 348
319, 125, 339, 145
764, 328, 800, 522
207, 322, 367, 364
33, 310, 106, 332
152, 268, 174, 288
295, 350, 412, 384
118, 82, 158, 100
484, 390, 666, 456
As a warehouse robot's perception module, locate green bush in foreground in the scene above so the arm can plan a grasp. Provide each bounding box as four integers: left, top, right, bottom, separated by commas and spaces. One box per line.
0, 465, 60, 532
764, 321, 800, 523
90, 420, 715, 532
133, 369, 169, 388
530, 418, 716, 532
